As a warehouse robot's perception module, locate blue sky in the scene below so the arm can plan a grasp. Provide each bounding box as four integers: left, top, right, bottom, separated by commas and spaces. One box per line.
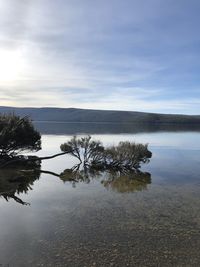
0, 0, 200, 114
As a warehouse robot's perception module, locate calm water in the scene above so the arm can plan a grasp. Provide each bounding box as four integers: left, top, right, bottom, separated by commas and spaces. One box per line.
1, 123, 200, 266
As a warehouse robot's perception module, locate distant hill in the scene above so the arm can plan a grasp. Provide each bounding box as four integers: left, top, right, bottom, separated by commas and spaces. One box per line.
0, 106, 200, 124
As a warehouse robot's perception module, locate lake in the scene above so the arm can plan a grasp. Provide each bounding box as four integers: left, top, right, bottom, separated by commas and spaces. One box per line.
1, 123, 200, 267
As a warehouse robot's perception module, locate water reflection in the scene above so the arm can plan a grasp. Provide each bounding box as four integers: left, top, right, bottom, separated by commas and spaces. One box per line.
60, 164, 151, 193
101, 171, 151, 193
0, 166, 41, 205
1, 131, 200, 266
0, 163, 151, 205
60, 164, 102, 184
34, 121, 200, 135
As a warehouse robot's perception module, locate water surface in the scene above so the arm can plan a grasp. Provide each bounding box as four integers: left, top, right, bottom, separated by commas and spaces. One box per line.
0, 123, 200, 266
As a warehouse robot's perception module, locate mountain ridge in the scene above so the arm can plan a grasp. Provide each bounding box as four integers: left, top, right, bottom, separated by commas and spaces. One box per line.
0, 106, 200, 124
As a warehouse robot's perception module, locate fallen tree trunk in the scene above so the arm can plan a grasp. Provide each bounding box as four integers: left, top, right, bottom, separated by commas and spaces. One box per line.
0, 151, 72, 168
35, 151, 71, 161
40, 170, 60, 177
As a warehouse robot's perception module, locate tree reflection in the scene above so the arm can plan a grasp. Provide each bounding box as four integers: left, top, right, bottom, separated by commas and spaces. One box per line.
60, 164, 102, 186
60, 164, 151, 193
101, 171, 151, 193
0, 164, 41, 205
59, 136, 152, 192
0, 140, 152, 205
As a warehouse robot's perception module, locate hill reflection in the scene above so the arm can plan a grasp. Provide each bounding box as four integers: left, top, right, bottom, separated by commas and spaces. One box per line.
34, 121, 200, 135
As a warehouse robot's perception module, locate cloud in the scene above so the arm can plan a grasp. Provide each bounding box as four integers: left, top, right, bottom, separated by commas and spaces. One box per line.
1, 85, 199, 115
0, 0, 200, 114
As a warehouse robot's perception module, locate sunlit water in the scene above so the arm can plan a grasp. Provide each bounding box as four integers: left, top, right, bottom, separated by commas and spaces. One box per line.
1, 124, 200, 267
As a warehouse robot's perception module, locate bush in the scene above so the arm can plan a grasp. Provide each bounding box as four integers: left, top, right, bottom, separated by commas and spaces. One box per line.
60, 136, 152, 171
60, 135, 104, 164
0, 114, 41, 158
102, 141, 152, 170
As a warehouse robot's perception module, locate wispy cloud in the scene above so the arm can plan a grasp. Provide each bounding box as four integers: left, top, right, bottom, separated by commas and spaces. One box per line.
0, 0, 200, 114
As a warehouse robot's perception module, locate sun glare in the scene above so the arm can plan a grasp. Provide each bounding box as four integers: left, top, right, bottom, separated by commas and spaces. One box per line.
0, 49, 24, 84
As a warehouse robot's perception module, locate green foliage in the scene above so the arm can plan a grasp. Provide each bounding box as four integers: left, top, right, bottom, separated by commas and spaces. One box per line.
102, 141, 152, 170
60, 135, 83, 162
0, 113, 41, 158
60, 135, 104, 164
60, 136, 152, 171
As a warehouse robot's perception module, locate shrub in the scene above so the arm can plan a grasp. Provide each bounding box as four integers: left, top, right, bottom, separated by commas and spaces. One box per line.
60, 136, 152, 171
0, 114, 41, 159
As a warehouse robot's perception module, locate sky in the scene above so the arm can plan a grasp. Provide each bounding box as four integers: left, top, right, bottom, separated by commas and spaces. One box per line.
0, 0, 200, 114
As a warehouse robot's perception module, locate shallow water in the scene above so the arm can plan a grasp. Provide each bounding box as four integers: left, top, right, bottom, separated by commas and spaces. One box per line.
1, 124, 200, 266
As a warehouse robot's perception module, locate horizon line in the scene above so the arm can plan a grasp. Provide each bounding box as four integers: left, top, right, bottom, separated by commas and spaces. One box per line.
0, 105, 199, 117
